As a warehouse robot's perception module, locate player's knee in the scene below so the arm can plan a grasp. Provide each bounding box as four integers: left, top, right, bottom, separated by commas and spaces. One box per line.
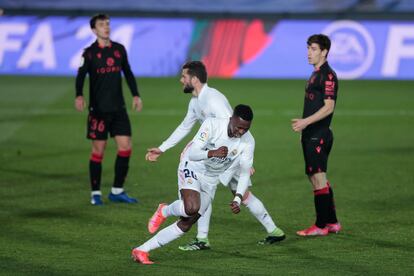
184, 203, 200, 217
310, 173, 327, 189
178, 216, 198, 232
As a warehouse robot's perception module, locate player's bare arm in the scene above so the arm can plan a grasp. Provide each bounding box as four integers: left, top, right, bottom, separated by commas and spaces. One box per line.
75, 95, 86, 112
291, 99, 335, 132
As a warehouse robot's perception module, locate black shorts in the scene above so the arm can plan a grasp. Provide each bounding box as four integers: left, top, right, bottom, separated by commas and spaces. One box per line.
301, 129, 333, 175
86, 109, 131, 140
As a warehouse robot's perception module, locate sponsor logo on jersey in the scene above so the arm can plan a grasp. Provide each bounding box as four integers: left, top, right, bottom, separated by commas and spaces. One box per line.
106, 57, 115, 66
198, 131, 208, 142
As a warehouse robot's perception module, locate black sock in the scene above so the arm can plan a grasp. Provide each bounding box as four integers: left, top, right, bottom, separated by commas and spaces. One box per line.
327, 186, 338, 223
89, 153, 103, 192
314, 187, 330, 228
113, 150, 131, 188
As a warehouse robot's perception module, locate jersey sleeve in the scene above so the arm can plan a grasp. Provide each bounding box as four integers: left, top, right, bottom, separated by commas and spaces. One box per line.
120, 45, 140, 97
158, 100, 198, 152
187, 118, 213, 161
322, 71, 338, 101
235, 137, 255, 197
75, 49, 91, 97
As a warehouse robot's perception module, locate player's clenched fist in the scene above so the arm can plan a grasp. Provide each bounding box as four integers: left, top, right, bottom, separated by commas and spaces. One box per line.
208, 146, 228, 158
229, 201, 241, 214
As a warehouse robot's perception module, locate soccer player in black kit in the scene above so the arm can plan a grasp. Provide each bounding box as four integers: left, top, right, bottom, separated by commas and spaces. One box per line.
75, 14, 143, 205
291, 34, 341, 236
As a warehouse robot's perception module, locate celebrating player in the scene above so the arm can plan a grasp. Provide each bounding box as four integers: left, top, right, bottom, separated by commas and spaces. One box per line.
133, 105, 257, 264
75, 14, 143, 205
146, 61, 285, 249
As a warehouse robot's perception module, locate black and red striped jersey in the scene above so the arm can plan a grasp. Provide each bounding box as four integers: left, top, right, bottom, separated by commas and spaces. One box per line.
75, 40, 139, 113
302, 62, 338, 138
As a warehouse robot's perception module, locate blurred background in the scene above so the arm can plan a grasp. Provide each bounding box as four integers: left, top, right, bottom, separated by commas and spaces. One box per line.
1, 0, 414, 79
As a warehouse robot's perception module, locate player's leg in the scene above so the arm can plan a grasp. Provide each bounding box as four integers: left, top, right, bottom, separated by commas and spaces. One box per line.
133, 213, 200, 265
309, 172, 330, 229
134, 176, 203, 264
87, 112, 109, 205
151, 189, 200, 232
228, 180, 285, 244
108, 110, 137, 203
148, 165, 201, 233
178, 184, 216, 251
89, 140, 107, 205
323, 132, 340, 233
297, 132, 336, 236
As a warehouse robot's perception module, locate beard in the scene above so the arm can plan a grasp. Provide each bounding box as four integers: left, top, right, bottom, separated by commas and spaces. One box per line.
183, 84, 194, 94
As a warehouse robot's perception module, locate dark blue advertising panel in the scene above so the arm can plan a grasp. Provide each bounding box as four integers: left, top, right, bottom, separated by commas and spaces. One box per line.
1, 16, 413, 79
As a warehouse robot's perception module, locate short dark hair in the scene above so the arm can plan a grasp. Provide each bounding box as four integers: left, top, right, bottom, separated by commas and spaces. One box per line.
233, 104, 253, 121
90, 14, 110, 29
182, 61, 208, 83
307, 34, 331, 57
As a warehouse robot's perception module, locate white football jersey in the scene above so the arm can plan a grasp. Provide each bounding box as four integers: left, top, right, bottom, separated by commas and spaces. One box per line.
181, 118, 255, 195
159, 84, 232, 152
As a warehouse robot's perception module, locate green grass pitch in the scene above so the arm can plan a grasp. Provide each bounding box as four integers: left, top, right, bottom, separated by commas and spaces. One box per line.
0, 76, 413, 275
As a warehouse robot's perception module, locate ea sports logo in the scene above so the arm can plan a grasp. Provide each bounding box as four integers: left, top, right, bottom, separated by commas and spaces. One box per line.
323, 20, 375, 79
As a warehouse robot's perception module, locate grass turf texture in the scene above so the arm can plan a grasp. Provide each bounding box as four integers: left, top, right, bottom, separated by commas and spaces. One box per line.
0, 76, 413, 275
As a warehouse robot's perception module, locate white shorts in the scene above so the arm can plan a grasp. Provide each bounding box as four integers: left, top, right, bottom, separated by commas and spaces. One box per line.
219, 166, 252, 191
177, 161, 218, 215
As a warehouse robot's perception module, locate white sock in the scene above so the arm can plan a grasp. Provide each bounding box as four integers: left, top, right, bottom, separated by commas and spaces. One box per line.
137, 222, 184, 252
91, 191, 102, 196
111, 187, 124, 195
243, 192, 277, 234
162, 200, 189, 218
196, 203, 212, 239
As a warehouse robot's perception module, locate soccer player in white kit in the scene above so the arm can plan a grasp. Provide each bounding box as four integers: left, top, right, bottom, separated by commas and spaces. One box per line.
146, 61, 285, 250
133, 105, 257, 264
